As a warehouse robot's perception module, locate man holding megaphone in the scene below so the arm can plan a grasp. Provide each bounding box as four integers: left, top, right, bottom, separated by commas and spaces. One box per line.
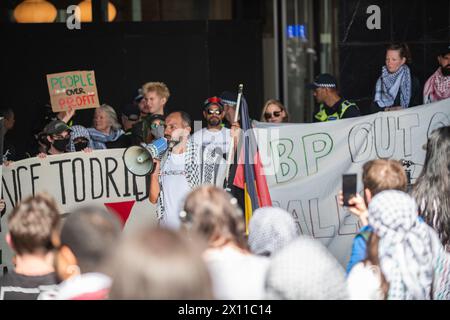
147, 111, 221, 230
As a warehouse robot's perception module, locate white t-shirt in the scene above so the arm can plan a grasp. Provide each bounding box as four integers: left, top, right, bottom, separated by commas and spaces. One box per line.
203, 246, 269, 300
160, 153, 191, 230
192, 127, 231, 158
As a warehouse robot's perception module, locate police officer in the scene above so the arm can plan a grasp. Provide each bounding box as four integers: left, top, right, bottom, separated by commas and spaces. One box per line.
307, 74, 360, 122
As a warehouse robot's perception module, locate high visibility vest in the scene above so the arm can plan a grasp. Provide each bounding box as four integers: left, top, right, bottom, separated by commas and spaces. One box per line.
314, 100, 357, 122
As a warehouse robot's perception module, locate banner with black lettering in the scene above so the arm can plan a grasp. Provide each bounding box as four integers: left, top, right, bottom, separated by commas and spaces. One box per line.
0, 149, 157, 273
253, 98, 450, 266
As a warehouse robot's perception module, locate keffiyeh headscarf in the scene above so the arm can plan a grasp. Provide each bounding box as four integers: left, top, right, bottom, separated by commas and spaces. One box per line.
374, 64, 412, 108
368, 190, 434, 300
264, 237, 348, 300
248, 207, 298, 257
68, 125, 94, 152
87, 127, 124, 149
423, 67, 450, 104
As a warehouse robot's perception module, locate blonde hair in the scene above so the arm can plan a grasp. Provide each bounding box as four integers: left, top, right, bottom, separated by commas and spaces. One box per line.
182, 186, 246, 249
96, 104, 122, 130
142, 82, 170, 100
260, 99, 289, 122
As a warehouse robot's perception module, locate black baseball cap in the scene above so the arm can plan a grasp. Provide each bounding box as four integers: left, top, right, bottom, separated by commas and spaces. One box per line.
219, 91, 238, 107
122, 103, 140, 121
306, 73, 338, 90
43, 120, 71, 135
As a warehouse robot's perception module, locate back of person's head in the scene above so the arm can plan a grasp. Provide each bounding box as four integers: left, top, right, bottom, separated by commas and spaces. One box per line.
105, 227, 213, 299
248, 207, 298, 257
56, 206, 121, 280
362, 159, 407, 196
142, 82, 170, 100
412, 126, 450, 248
367, 190, 436, 299
181, 185, 246, 249
7, 193, 61, 256
386, 43, 412, 65
264, 236, 348, 300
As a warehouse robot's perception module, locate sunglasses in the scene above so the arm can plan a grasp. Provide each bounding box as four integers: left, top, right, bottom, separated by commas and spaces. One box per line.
264, 111, 282, 120
207, 109, 223, 115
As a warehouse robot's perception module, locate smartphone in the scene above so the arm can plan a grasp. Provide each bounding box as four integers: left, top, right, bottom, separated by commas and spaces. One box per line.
342, 174, 357, 206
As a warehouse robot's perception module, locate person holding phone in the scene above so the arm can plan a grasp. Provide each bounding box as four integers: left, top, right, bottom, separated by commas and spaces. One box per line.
339, 159, 407, 273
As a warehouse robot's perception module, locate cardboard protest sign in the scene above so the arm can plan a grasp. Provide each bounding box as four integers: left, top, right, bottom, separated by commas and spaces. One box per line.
46, 70, 100, 112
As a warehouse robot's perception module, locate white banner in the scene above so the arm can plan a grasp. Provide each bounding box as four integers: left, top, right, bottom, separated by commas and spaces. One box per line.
254, 98, 450, 266
0, 99, 449, 273
0, 149, 158, 273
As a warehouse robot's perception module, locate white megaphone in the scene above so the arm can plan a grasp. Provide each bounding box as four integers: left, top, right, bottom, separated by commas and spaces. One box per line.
123, 137, 169, 176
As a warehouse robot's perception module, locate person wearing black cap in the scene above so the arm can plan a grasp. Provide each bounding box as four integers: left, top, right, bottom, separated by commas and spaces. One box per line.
39, 120, 72, 156
307, 74, 360, 122
219, 91, 240, 127
424, 44, 450, 104
192, 96, 238, 160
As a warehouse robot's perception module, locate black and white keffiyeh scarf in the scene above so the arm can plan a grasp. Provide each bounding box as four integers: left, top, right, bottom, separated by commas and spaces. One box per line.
156, 138, 221, 221
368, 190, 450, 300
374, 64, 412, 108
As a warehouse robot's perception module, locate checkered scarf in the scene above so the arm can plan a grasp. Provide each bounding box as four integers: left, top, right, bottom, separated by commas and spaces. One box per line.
156, 138, 220, 221
423, 67, 450, 103
248, 207, 299, 257
68, 125, 94, 152
264, 237, 348, 300
374, 64, 412, 108
86, 127, 124, 149
368, 190, 450, 300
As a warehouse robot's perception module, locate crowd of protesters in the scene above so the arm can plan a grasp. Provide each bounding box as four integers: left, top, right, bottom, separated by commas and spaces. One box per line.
0, 42, 449, 300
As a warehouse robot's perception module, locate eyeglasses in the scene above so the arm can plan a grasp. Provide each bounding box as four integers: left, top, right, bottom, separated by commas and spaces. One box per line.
207, 109, 222, 115
264, 111, 282, 120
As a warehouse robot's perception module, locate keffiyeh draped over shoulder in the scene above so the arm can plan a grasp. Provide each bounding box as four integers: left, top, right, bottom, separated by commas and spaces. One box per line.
368, 190, 450, 300
374, 64, 412, 108
423, 67, 450, 103
156, 138, 222, 222
87, 127, 124, 149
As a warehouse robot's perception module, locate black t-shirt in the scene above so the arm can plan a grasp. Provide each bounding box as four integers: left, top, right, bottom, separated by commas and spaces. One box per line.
0, 271, 59, 300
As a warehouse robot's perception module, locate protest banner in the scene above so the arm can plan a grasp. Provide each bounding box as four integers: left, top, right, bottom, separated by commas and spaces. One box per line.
253, 98, 450, 266
0, 149, 157, 274
46, 70, 100, 112
0, 99, 449, 274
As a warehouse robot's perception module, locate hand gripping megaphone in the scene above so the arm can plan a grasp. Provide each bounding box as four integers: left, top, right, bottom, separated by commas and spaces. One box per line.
123, 137, 168, 176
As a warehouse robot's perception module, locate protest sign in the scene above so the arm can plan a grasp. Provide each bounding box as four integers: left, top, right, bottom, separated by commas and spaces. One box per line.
46, 70, 100, 112
0, 99, 449, 274
0, 149, 157, 274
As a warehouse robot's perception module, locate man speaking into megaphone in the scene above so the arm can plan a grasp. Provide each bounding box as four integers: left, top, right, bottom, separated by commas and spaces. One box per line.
148, 111, 222, 230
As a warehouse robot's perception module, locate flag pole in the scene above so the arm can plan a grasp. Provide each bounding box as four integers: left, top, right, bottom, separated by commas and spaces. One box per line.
224, 84, 243, 191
